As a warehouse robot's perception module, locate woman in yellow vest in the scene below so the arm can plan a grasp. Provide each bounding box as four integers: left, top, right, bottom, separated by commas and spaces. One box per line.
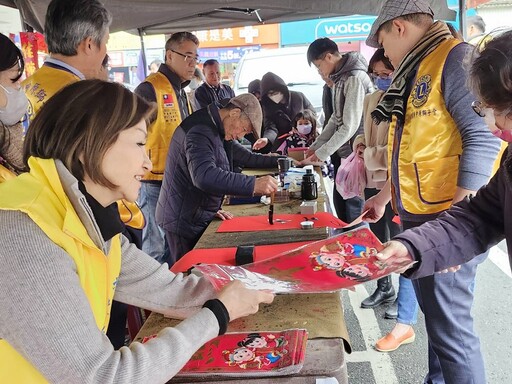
0, 33, 28, 182
0, 80, 273, 383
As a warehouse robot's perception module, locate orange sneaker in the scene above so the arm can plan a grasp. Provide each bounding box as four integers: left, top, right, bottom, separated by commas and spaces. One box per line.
375, 327, 415, 352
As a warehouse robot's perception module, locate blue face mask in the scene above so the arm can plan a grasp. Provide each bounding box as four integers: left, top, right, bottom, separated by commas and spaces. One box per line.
375, 77, 392, 92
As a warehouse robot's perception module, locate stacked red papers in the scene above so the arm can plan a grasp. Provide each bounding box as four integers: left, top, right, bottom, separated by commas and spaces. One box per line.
142, 329, 308, 377
182, 329, 307, 377
195, 227, 414, 294
216, 212, 346, 232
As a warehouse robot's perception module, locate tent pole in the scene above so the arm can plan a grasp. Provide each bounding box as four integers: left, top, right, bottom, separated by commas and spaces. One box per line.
459, 0, 467, 40
138, 28, 148, 78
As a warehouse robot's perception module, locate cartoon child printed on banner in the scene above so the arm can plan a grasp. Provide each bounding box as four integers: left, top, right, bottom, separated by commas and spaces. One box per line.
223, 347, 270, 369
336, 264, 373, 282
310, 252, 347, 271
309, 241, 383, 282
224, 333, 288, 369
238, 333, 287, 352
321, 241, 378, 259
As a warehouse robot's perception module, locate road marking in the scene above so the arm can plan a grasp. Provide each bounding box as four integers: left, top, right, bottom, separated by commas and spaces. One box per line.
346, 285, 399, 384
489, 245, 511, 278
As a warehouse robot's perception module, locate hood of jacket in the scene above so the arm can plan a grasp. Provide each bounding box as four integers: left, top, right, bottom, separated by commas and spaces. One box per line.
260, 72, 290, 102
330, 51, 369, 83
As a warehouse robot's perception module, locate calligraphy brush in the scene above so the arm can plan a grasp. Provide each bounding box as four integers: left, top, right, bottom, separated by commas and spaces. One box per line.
269, 191, 275, 225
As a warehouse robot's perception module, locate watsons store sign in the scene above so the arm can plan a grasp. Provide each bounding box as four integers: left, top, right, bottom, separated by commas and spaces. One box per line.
317, 18, 374, 37
280, 16, 377, 46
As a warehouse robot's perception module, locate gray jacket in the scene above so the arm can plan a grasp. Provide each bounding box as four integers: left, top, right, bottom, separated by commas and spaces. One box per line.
310, 52, 374, 160
0, 160, 219, 383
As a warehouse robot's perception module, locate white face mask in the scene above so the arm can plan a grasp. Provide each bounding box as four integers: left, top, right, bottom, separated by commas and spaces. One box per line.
297, 123, 312, 135
268, 92, 284, 104
0, 84, 28, 126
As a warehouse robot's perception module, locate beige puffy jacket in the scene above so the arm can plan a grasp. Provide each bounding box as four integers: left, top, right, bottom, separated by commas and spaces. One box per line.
353, 90, 389, 189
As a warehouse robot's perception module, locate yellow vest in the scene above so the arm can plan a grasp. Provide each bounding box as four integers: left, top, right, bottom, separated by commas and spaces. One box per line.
22, 65, 80, 122
388, 39, 463, 216
144, 72, 190, 181
0, 164, 15, 183
0, 157, 121, 383
22, 64, 145, 230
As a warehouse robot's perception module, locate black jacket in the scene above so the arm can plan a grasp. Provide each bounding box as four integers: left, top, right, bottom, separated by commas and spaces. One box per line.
194, 82, 235, 109
156, 104, 279, 239
260, 72, 315, 153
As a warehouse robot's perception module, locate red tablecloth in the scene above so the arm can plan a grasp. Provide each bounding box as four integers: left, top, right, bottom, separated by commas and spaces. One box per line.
171, 241, 311, 273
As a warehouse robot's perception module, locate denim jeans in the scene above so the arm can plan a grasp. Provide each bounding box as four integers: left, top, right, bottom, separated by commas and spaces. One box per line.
403, 220, 486, 384
364, 188, 418, 322
138, 182, 169, 264
396, 275, 419, 325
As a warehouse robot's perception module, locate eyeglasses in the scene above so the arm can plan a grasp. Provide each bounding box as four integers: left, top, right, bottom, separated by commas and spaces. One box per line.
472, 100, 512, 119
170, 49, 201, 64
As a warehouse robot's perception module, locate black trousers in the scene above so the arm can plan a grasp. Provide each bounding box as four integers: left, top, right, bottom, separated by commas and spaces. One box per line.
364, 188, 401, 242
106, 226, 143, 349
331, 153, 364, 223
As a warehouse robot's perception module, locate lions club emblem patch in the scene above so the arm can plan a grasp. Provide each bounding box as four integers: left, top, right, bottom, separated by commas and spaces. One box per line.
411, 75, 432, 108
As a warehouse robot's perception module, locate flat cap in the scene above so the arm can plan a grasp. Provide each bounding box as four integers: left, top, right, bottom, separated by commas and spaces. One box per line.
229, 93, 262, 139
366, 0, 434, 48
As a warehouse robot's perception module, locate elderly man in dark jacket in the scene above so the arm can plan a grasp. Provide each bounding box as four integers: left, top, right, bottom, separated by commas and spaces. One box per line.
156, 94, 279, 265
252, 72, 315, 153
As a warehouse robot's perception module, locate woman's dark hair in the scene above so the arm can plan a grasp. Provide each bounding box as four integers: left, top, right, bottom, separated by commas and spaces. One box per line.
293, 109, 317, 138
0, 33, 25, 82
23, 80, 156, 187
368, 48, 394, 74
468, 29, 512, 112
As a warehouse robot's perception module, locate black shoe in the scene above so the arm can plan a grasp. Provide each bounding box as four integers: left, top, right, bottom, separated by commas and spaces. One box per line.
384, 298, 398, 319
361, 276, 395, 309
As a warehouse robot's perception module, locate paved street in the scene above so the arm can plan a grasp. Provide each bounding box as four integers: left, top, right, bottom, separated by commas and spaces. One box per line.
341, 243, 511, 383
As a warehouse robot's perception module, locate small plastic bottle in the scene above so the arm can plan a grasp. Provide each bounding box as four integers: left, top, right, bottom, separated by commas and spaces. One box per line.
301, 169, 318, 201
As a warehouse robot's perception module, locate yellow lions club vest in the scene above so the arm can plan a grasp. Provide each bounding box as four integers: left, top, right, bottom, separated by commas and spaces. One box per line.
0, 164, 15, 183
0, 158, 121, 383
388, 39, 463, 216
22, 65, 80, 122
22, 65, 145, 230
144, 72, 190, 181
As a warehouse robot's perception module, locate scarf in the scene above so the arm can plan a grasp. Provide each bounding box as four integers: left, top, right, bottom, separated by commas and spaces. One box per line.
372, 21, 453, 124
